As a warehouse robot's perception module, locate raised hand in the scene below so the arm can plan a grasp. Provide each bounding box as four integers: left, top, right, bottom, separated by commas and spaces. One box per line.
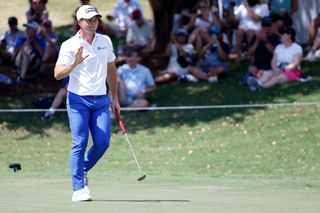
73, 46, 89, 66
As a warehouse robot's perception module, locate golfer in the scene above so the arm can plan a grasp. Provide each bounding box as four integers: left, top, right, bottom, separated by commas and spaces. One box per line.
54, 5, 120, 202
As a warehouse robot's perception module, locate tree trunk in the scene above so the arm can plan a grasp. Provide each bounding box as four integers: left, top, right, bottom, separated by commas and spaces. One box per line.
149, 0, 178, 54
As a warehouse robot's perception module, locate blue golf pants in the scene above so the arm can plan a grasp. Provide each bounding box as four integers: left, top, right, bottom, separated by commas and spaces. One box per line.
67, 92, 111, 191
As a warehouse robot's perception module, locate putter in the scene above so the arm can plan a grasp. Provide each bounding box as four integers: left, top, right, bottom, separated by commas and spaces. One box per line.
115, 109, 146, 181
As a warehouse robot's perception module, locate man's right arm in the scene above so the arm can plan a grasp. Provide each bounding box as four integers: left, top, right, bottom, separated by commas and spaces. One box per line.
54, 46, 88, 80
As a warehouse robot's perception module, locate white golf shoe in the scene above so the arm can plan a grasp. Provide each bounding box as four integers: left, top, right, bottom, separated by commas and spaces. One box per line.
84, 172, 90, 195
72, 189, 92, 202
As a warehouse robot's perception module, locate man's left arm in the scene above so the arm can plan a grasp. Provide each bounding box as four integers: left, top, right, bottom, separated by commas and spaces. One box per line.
107, 61, 120, 113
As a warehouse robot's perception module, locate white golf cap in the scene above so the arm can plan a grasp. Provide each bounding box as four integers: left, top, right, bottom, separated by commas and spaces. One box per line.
76, 5, 102, 20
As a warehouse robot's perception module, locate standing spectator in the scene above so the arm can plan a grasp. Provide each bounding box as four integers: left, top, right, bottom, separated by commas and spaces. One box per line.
249, 26, 302, 89
155, 28, 196, 84
0, 17, 26, 65
234, 0, 270, 63
14, 20, 46, 85
106, 0, 143, 37
126, 9, 153, 56
118, 48, 156, 107
54, 5, 120, 201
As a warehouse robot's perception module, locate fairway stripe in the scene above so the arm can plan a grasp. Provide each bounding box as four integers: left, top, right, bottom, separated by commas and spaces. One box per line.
0, 102, 319, 112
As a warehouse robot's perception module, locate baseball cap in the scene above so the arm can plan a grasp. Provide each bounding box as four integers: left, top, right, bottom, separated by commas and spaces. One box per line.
175, 28, 188, 36
76, 5, 102, 20
23, 20, 39, 30
131, 9, 142, 20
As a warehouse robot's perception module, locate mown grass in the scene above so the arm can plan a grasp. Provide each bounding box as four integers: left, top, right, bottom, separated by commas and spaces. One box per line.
1, 60, 320, 180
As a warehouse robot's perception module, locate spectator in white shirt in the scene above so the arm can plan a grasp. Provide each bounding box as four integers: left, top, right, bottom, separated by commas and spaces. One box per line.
106, 0, 143, 37
126, 9, 153, 56
234, 0, 269, 63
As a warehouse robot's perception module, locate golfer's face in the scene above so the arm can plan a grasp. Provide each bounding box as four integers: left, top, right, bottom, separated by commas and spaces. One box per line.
79, 16, 99, 34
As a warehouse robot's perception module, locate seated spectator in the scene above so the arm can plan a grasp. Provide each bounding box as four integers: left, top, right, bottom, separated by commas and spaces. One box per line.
117, 48, 156, 107
14, 20, 46, 85
38, 20, 58, 65
233, 0, 270, 63
186, 26, 230, 83
172, 0, 198, 34
42, 77, 69, 120
26, 0, 49, 24
306, 12, 320, 60
239, 16, 281, 87
126, 9, 152, 56
106, 0, 143, 37
155, 28, 196, 84
248, 27, 302, 90
0, 17, 26, 65
219, 0, 242, 48
188, 1, 221, 52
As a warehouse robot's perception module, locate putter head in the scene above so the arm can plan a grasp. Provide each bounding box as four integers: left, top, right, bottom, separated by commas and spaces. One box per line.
9, 163, 21, 172
137, 174, 146, 181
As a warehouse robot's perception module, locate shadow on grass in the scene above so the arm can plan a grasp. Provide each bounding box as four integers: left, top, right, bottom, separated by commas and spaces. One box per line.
1, 57, 320, 135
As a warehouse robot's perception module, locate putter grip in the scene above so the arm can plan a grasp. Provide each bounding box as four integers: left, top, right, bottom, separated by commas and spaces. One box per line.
115, 109, 126, 133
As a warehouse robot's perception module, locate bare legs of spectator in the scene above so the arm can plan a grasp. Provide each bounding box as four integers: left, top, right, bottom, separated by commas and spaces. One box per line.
15, 45, 32, 82
308, 16, 320, 49
118, 79, 149, 107
155, 72, 178, 84
235, 29, 255, 63
189, 66, 225, 81
259, 73, 289, 88
43, 87, 67, 120
188, 28, 211, 51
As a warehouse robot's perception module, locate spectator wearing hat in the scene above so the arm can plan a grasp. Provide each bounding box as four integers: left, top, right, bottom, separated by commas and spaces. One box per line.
155, 28, 196, 84
186, 26, 230, 83
240, 16, 281, 89
106, 0, 143, 38
117, 47, 156, 107
14, 20, 46, 85
126, 9, 153, 56
0, 17, 26, 65
248, 26, 302, 90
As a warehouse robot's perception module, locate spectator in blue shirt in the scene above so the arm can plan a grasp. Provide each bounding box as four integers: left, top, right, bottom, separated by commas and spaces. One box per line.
0, 17, 26, 65
14, 20, 46, 85
117, 47, 156, 107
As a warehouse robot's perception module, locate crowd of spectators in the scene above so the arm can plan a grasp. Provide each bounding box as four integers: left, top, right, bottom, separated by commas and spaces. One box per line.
0, 0, 319, 120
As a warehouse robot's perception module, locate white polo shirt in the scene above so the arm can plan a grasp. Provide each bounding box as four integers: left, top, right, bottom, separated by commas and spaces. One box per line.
56, 31, 116, 96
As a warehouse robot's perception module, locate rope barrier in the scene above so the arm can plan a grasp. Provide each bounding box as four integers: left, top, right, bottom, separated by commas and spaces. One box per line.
0, 102, 319, 113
